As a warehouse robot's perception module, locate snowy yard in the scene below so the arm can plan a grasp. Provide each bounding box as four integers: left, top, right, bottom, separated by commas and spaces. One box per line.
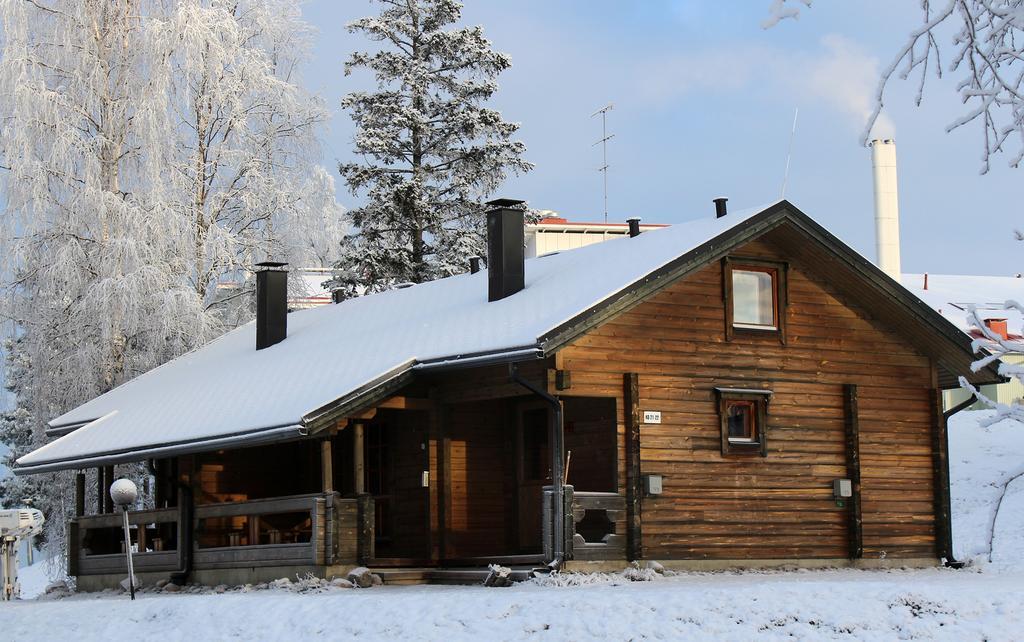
3, 409, 1023, 641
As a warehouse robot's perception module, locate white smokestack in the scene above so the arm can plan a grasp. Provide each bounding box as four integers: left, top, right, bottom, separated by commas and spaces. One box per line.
870, 139, 901, 280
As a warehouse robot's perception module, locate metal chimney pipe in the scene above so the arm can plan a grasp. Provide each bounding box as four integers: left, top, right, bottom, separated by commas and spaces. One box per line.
626, 217, 641, 238
469, 255, 482, 274
485, 199, 526, 302
713, 197, 728, 218
870, 139, 902, 280
255, 262, 288, 350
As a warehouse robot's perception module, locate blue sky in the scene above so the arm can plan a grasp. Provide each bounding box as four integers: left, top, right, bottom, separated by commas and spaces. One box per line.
302, 0, 1022, 276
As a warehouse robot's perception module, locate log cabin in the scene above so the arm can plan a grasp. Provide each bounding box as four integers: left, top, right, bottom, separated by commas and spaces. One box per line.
15, 199, 1002, 588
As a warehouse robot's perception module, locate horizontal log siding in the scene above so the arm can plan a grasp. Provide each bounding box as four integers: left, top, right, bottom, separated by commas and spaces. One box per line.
556, 239, 937, 561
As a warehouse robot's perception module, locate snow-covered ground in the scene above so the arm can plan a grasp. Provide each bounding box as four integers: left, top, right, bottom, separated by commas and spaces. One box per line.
3, 409, 1023, 640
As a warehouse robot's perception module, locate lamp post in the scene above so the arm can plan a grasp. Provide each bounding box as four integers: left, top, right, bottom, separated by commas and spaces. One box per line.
110, 478, 138, 600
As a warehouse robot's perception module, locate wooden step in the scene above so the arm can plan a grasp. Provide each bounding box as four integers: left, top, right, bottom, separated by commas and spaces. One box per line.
370, 567, 536, 586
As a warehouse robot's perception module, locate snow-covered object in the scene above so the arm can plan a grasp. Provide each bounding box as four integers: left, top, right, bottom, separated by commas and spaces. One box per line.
332, 0, 532, 296
109, 479, 138, 507
10, 411, 1024, 638
346, 567, 380, 589
901, 273, 1024, 334
16, 202, 769, 470
0, 0, 341, 549
17, 200, 984, 473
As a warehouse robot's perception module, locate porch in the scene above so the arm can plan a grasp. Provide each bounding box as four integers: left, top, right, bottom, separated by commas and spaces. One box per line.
69, 367, 629, 586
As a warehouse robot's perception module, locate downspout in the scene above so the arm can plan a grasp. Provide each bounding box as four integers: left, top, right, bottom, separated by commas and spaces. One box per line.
940, 393, 976, 569
943, 394, 977, 422
509, 362, 565, 571
148, 459, 193, 584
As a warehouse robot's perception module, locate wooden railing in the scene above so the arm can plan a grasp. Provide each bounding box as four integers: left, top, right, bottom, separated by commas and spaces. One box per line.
71, 507, 183, 576
193, 492, 371, 569
71, 492, 375, 576
570, 490, 626, 560
543, 486, 627, 561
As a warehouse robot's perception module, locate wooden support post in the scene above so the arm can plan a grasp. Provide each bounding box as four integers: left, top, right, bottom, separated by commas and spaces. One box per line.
102, 465, 114, 513
624, 373, 643, 561
353, 422, 365, 495
843, 384, 864, 559
67, 519, 80, 577
248, 515, 260, 547
96, 467, 105, 514
137, 516, 147, 553
74, 471, 85, 517
930, 382, 955, 561
321, 438, 334, 493
427, 398, 443, 562
356, 493, 375, 564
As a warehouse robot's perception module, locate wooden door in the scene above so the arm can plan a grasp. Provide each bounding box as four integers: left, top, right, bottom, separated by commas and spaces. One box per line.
517, 404, 551, 552
366, 411, 431, 562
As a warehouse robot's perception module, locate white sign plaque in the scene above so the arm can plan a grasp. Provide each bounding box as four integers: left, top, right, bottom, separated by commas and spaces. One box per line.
643, 410, 662, 424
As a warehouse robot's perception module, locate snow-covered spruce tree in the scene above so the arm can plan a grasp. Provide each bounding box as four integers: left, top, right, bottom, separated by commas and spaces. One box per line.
332, 0, 531, 297
766, 0, 1024, 174
0, 0, 342, 560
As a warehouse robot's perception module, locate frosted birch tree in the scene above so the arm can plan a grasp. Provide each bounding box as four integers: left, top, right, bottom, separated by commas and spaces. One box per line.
331, 0, 531, 297
156, 0, 344, 323
0, 0, 342, 555
0, 0, 207, 552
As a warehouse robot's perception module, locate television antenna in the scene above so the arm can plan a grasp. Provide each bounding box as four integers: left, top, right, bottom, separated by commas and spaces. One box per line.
781, 107, 799, 198
591, 103, 614, 222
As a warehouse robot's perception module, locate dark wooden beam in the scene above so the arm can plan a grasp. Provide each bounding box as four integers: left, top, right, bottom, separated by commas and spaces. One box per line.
930, 374, 955, 562
843, 383, 864, 559
102, 465, 114, 513
95, 467, 105, 514
74, 471, 85, 517
624, 372, 643, 561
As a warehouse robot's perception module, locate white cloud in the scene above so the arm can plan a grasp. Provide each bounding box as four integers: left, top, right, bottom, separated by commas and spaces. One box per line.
631, 33, 895, 138
797, 34, 895, 139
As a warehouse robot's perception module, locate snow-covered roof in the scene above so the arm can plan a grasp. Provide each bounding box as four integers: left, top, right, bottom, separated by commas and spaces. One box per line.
16, 200, 997, 473
901, 273, 1024, 334
19, 202, 781, 472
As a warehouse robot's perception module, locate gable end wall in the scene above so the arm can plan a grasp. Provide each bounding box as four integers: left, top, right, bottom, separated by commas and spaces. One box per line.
556, 238, 939, 561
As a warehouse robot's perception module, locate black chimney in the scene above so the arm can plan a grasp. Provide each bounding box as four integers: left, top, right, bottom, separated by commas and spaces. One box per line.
713, 197, 728, 218
626, 217, 641, 238
255, 262, 288, 350
485, 198, 526, 302
469, 255, 482, 274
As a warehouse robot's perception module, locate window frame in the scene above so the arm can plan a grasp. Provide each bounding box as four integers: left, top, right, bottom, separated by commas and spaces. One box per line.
715, 387, 771, 457
723, 257, 788, 344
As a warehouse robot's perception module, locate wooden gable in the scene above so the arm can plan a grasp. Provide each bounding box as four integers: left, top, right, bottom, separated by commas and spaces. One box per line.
556, 233, 949, 561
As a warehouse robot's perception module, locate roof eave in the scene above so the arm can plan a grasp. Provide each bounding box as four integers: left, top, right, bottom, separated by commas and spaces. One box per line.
14, 423, 307, 476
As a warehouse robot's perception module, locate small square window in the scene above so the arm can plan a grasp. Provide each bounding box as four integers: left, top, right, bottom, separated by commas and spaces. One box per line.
726, 400, 757, 443
732, 269, 776, 329
723, 258, 787, 343
716, 388, 770, 456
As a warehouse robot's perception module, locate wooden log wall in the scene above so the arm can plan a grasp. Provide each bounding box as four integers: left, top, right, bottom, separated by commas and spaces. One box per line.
556, 238, 939, 561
